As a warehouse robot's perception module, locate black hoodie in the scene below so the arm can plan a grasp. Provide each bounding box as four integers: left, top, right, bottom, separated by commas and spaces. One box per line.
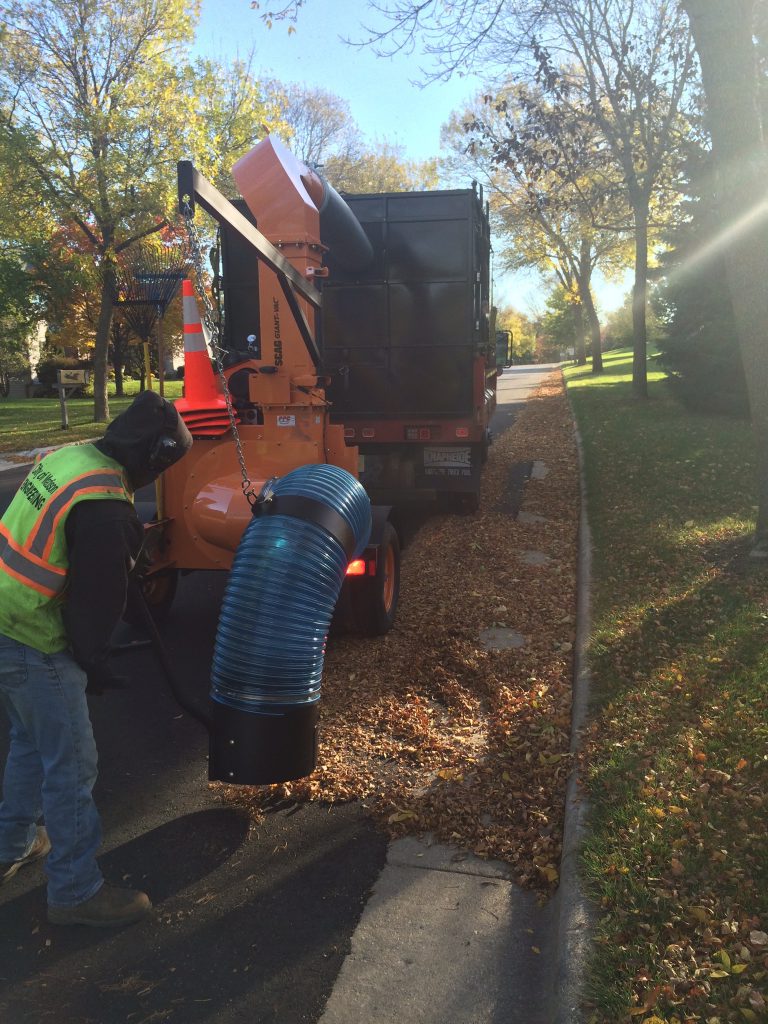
63, 392, 192, 690
94, 389, 192, 491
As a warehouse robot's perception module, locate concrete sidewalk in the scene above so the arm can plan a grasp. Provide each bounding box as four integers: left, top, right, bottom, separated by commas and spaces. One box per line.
320, 837, 558, 1024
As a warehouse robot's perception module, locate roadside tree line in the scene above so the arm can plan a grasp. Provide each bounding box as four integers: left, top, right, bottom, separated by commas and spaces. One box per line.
260, 0, 768, 557
3, 0, 766, 555
0, 0, 437, 414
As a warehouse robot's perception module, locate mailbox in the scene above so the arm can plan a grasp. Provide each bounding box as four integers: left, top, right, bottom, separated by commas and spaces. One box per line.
57, 368, 89, 385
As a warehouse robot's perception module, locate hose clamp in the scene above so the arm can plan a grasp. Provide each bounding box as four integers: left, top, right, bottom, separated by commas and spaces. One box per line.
256, 492, 357, 561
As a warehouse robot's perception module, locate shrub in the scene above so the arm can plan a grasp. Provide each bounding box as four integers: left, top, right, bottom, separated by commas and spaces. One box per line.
657, 328, 748, 418
654, 147, 749, 419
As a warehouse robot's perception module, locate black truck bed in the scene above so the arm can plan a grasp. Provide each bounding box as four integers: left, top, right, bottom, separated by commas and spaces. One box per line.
321, 188, 490, 419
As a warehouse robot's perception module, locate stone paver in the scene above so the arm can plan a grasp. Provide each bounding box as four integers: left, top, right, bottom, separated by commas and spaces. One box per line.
479, 627, 526, 651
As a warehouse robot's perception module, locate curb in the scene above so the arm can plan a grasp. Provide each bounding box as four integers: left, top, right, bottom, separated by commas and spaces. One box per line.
0, 439, 99, 475
0, 452, 41, 474
554, 381, 598, 1023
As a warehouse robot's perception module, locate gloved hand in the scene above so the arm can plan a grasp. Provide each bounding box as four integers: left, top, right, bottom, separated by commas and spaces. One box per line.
86, 663, 130, 696
128, 542, 154, 582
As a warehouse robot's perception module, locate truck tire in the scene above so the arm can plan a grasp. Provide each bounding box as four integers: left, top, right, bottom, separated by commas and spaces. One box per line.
355, 522, 400, 636
454, 490, 480, 514
480, 432, 490, 465
438, 490, 480, 515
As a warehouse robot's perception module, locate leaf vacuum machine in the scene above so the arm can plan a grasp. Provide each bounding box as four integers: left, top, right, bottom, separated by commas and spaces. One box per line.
143, 136, 401, 642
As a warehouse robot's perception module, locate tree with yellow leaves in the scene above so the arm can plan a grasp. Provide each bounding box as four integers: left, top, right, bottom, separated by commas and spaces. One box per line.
0, 0, 199, 421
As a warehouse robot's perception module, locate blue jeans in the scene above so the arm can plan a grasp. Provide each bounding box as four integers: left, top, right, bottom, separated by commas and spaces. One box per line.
0, 633, 103, 907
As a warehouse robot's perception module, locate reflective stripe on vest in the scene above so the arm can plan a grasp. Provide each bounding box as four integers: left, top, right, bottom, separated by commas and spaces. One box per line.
0, 443, 133, 655
26, 469, 126, 559
0, 523, 66, 598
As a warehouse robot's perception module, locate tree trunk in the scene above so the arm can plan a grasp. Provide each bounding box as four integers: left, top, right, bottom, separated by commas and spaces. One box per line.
577, 240, 603, 374
572, 301, 587, 364
114, 359, 124, 397
93, 261, 114, 422
684, 0, 768, 556
583, 291, 603, 374
631, 195, 650, 398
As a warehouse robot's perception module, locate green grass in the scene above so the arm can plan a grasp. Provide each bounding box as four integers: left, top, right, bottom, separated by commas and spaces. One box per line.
567, 345, 668, 390
565, 349, 768, 1023
0, 379, 183, 454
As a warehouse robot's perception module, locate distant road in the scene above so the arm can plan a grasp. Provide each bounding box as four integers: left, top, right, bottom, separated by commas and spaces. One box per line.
490, 362, 561, 438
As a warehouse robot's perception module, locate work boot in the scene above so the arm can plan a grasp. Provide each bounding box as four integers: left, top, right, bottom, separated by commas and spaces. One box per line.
48, 884, 152, 928
0, 826, 51, 884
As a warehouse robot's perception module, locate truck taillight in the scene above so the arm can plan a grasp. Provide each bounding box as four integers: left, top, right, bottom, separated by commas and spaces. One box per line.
455, 427, 469, 438
346, 559, 367, 576
344, 427, 356, 439
362, 428, 375, 439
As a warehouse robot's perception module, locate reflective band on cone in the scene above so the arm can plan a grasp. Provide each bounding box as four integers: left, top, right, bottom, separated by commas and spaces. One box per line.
175, 278, 232, 435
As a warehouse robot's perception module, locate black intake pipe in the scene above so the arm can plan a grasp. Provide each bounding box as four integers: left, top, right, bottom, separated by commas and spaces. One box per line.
316, 178, 374, 274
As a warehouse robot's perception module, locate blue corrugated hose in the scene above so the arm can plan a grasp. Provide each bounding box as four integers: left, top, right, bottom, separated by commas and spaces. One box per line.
211, 464, 371, 714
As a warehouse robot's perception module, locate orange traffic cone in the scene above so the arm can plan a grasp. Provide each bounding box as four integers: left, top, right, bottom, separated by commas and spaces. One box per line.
175, 279, 232, 436
179, 279, 220, 405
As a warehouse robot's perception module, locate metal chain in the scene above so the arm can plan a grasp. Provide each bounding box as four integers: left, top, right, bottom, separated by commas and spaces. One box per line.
180, 197, 259, 508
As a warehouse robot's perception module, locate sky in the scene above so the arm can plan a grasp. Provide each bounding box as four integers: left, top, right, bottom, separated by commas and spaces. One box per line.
193, 0, 629, 316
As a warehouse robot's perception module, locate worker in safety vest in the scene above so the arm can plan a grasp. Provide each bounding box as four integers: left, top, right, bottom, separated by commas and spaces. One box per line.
0, 391, 191, 927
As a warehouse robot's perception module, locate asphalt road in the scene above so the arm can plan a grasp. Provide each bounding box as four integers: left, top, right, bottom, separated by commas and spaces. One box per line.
0, 364, 558, 1024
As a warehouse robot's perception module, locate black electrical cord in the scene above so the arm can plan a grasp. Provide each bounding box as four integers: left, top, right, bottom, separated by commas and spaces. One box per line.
128, 581, 212, 732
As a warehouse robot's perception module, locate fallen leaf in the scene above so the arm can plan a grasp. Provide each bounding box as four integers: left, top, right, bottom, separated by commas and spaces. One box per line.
388, 810, 417, 824
537, 864, 559, 883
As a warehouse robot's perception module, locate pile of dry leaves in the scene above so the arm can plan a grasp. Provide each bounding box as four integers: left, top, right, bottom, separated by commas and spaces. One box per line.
217, 373, 580, 893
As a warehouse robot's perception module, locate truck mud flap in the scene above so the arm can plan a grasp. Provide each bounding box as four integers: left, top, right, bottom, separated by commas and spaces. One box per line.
418, 442, 481, 493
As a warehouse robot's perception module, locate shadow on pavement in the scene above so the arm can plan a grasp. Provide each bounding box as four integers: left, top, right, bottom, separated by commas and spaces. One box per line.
0, 808, 249, 966
0, 802, 386, 1024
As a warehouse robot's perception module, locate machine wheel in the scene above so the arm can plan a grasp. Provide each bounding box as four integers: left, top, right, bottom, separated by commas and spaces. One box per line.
355, 522, 400, 636
480, 433, 490, 465
124, 568, 179, 626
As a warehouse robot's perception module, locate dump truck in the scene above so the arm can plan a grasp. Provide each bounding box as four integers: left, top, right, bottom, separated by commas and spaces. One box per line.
322, 186, 495, 513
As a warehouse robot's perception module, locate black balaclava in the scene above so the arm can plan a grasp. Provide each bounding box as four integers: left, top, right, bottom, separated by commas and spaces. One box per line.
95, 391, 193, 491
